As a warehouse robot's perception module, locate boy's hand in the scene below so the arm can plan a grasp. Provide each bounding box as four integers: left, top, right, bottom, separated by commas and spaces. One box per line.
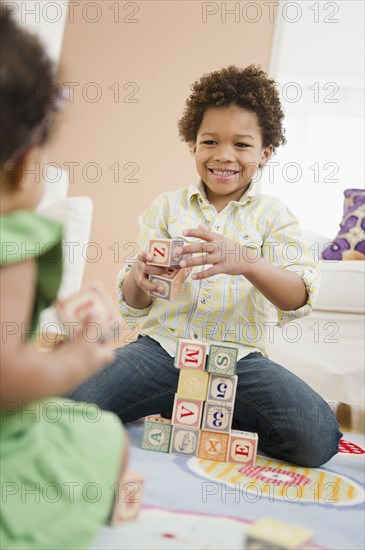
176, 225, 259, 280
133, 251, 171, 295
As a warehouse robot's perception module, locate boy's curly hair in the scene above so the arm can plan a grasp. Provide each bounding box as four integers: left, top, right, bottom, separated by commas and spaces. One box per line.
178, 65, 286, 151
0, 2, 57, 174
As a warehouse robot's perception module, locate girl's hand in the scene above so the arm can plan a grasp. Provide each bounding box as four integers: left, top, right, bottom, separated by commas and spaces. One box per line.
176, 225, 259, 280
132, 251, 171, 295
70, 331, 115, 378
61, 313, 116, 386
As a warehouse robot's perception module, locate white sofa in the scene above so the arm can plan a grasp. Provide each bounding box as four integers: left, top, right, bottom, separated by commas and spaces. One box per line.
266, 230, 365, 410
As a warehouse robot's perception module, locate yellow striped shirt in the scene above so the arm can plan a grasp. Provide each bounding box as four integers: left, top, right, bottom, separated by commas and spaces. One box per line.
117, 179, 320, 358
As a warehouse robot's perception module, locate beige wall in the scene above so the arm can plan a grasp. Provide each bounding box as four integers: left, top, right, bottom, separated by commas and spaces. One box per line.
48, 0, 276, 344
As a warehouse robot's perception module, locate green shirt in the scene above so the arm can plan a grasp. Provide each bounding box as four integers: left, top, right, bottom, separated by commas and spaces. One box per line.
0, 210, 63, 338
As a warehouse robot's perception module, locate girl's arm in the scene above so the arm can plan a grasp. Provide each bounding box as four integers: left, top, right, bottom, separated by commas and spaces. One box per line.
0, 259, 115, 407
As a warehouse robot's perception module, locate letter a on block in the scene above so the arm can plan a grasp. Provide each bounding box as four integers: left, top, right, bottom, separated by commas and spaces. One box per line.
149, 430, 163, 444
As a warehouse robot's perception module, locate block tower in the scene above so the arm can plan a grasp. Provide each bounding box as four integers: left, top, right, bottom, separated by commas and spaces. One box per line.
142, 338, 258, 465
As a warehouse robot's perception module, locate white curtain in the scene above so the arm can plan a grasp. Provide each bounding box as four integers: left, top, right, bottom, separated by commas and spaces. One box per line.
261, 0, 364, 237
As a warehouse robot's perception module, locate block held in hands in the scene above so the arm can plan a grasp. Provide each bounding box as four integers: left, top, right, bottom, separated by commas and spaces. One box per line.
147, 237, 186, 268
55, 280, 120, 340
148, 264, 190, 301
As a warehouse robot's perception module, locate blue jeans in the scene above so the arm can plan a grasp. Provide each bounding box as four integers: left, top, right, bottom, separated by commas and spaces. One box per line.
69, 336, 342, 467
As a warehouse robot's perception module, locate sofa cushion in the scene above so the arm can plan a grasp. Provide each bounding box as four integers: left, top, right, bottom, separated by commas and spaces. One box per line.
316, 261, 365, 313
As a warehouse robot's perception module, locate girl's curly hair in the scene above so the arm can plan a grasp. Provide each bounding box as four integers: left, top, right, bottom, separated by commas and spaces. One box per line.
0, 2, 57, 178
178, 65, 286, 151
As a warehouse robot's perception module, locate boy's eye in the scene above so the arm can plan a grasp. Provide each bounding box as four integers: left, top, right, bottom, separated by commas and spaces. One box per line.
235, 142, 249, 148
201, 140, 216, 145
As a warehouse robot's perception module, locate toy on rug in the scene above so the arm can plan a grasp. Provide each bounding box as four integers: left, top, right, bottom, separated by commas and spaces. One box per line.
244, 517, 313, 550
110, 471, 145, 525
146, 237, 192, 300
142, 338, 258, 464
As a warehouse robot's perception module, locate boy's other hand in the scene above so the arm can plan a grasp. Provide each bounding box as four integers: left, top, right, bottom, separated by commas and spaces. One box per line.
133, 251, 171, 295
176, 225, 259, 280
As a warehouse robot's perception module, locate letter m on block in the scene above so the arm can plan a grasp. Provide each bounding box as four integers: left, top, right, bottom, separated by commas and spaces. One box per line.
180, 342, 206, 370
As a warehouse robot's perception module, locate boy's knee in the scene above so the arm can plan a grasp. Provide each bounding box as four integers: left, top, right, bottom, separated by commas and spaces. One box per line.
285, 420, 342, 467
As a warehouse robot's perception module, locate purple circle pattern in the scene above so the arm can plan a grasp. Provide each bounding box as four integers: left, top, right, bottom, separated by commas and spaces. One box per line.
323, 189, 365, 260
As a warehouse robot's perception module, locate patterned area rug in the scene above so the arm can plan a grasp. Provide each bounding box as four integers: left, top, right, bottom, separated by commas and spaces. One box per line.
92, 423, 365, 550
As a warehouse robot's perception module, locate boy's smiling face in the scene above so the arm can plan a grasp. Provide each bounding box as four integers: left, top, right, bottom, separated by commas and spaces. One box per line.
193, 105, 272, 211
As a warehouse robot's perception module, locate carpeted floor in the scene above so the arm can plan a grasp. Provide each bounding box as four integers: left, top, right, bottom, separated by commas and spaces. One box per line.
92, 422, 365, 550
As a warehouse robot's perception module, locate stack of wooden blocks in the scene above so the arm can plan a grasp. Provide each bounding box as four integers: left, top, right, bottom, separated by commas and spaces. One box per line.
142, 338, 258, 465
146, 237, 192, 301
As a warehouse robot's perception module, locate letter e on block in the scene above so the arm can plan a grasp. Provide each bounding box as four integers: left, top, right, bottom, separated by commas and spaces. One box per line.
227, 430, 258, 465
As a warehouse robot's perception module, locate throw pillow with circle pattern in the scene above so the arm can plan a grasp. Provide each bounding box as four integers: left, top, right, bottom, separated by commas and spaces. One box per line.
322, 189, 365, 260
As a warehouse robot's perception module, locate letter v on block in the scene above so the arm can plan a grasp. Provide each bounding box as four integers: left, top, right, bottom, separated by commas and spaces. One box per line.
172, 396, 203, 429
180, 405, 195, 418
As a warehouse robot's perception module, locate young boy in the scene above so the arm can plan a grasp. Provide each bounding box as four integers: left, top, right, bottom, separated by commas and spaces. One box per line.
70, 65, 341, 467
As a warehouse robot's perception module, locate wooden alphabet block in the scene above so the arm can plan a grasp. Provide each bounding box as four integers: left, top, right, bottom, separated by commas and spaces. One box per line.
227, 430, 258, 465
55, 280, 120, 340
202, 400, 234, 433
171, 395, 203, 429
197, 430, 229, 462
110, 471, 144, 525
144, 415, 171, 424
177, 369, 209, 401
147, 238, 186, 267
206, 344, 238, 376
148, 265, 190, 301
169, 426, 200, 457
142, 417, 172, 453
174, 339, 207, 370
244, 517, 313, 550
207, 374, 237, 404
